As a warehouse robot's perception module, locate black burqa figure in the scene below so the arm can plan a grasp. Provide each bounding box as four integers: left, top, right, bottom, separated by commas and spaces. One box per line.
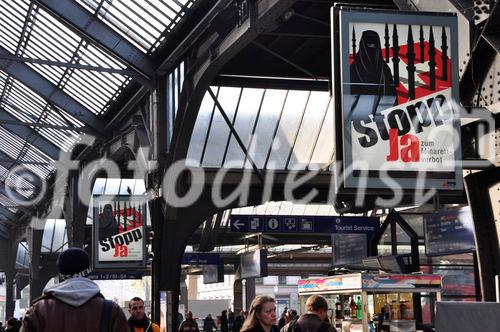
99, 203, 119, 241
350, 30, 396, 96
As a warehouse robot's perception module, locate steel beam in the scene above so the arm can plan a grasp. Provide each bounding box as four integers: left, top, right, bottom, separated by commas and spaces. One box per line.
0, 105, 89, 133
0, 46, 107, 139
460, 1, 500, 105
0, 206, 17, 222
0, 109, 60, 160
0, 54, 137, 76
0, 223, 10, 239
34, 0, 155, 80
156, 0, 234, 75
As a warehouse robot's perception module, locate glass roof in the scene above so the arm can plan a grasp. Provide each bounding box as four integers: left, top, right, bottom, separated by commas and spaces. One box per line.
76, 0, 199, 54
0, 0, 201, 220
187, 87, 335, 171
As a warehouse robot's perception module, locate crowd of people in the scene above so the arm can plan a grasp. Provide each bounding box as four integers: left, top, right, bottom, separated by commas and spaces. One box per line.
177, 294, 336, 332
3, 247, 338, 332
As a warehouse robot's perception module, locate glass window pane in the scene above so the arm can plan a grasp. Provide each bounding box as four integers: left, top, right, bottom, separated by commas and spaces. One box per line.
288, 92, 331, 170
134, 179, 147, 195
104, 178, 121, 195
119, 178, 136, 195
186, 92, 215, 166
245, 90, 288, 169
309, 98, 334, 170
266, 90, 310, 170
93, 178, 106, 194
52, 219, 66, 252
203, 87, 241, 167
224, 88, 265, 168
41, 219, 56, 252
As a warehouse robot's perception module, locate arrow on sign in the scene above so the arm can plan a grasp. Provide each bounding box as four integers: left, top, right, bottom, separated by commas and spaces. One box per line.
233, 219, 245, 230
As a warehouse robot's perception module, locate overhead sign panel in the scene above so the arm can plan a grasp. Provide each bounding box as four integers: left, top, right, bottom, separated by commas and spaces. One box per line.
182, 253, 220, 265
230, 215, 379, 234
424, 207, 476, 257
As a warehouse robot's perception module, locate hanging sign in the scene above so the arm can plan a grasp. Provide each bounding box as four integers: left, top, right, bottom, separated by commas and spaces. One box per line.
332, 7, 462, 190
93, 195, 147, 269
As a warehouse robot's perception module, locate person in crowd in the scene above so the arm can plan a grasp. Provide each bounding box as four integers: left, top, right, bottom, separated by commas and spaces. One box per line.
240, 295, 278, 332
5, 318, 21, 332
277, 308, 287, 330
179, 311, 199, 332
284, 309, 297, 327
283, 295, 336, 332
221, 310, 229, 332
177, 311, 185, 331
0, 321, 5, 332
129, 296, 161, 332
233, 310, 247, 332
228, 310, 235, 332
20, 248, 129, 332
203, 314, 217, 332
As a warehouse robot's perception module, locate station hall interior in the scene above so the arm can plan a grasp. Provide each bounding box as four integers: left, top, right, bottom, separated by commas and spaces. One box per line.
0, 0, 500, 331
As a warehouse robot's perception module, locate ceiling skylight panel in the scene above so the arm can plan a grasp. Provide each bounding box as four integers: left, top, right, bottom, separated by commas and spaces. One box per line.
142, 0, 174, 23
0, 24, 22, 52
25, 63, 62, 85
0, 1, 28, 52
107, 1, 160, 39
38, 128, 77, 152
97, 6, 151, 50
0, 194, 19, 208
43, 106, 84, 128
67, 69, 113, 97
163, 0, 183, 12
122, 0, 164, 31
62, 82, 104, 114
4, 175, 35, 199
37, 8, 81, 48
83, 44, 127, 70
26, 32, 76, 63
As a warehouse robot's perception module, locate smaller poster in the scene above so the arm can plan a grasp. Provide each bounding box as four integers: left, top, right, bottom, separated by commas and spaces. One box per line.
93, 195, 147, 269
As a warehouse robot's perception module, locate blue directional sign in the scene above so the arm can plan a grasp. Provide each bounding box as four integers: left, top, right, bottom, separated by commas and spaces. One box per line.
230, 215, 379, 234
182, 253, 220, 265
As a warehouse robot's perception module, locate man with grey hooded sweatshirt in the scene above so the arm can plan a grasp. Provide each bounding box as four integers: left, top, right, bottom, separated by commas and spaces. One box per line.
20, 248, 129, 332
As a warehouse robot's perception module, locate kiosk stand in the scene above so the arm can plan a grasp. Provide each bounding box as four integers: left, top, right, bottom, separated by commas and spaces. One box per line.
298, 274, 442, 332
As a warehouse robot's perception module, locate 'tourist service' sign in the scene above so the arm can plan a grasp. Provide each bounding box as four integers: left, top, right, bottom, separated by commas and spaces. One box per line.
93, 195, 147, 269
332, 7, 462, 190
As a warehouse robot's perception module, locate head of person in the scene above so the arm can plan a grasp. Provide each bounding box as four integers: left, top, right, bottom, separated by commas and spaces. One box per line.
285, 309, 297, 323
241, 295, 276, 332
129, 297, 146, 321
187, 311, 193, 320
57, 247, 91, 281
306, 295, 328, 321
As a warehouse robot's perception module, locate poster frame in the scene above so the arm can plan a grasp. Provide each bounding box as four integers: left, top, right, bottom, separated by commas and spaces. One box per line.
92, 194, 148, 270
331, 6, 463, 191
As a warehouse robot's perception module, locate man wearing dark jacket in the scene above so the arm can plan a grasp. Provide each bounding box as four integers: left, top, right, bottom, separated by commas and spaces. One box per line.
283, 295, 337, 332
128, 297, 160, 332
20, 247, 129, 331
179, 311, 199, 332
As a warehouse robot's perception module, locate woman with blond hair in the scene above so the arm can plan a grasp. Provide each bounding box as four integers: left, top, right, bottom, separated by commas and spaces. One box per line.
240, 295, 278, 332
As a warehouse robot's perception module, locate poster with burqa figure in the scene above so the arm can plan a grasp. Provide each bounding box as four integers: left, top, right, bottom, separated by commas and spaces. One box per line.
93, 195, 147, 269
334, 8, 463, 190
